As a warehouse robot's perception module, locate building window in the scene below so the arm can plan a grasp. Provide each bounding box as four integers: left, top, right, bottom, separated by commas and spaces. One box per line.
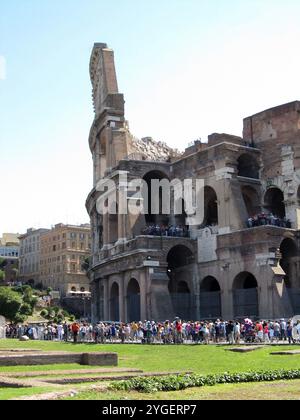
70, 233, 77, 239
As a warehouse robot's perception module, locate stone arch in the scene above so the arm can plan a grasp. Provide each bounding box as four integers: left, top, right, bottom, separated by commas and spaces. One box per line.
200, 276, 221, 319
110, 282, 120, 321
280, 238, 298, 288
232, 272, 258, 318
71, 286, 77, 292
80, 287, 86, 292
237, 154, 260, 179
126, 278, 141, 322
202, 186, 218, 227
242, 186, 261, 217
264, 187, 286, 218
167, 244, 194, 270
143, 170, 170, 226
167, 245, 194, 320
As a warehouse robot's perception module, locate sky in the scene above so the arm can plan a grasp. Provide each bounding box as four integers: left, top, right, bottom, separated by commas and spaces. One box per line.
1, 0, 300, 234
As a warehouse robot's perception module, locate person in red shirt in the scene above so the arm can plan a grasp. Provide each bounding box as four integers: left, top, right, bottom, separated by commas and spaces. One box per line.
71, 322, 80, 344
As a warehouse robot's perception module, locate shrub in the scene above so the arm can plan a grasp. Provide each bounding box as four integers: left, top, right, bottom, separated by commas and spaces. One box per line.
111, 369, 300, 393
0, 287, 23, 321
40, 309, 48, 318
19, 303, 33, 316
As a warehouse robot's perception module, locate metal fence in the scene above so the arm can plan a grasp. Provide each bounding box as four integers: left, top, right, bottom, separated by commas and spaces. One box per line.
233, 288, 258, 318
287, 288, 300, 314
127, 294, 141, 322
200, 291, 222, 319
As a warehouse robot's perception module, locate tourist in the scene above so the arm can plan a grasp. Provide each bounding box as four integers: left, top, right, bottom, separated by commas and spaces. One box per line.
71, 321, 80, 344
234, 321, 241, 344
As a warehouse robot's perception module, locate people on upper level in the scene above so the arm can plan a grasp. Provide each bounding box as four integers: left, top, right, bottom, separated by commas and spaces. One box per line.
247, 213, 291, 229
141, 224, 190, 238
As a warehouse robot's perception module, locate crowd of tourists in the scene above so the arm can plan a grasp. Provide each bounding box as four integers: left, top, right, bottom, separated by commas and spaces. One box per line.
5, 318, 300, 345
246, 213, 291, 229
141, 225, 190, 238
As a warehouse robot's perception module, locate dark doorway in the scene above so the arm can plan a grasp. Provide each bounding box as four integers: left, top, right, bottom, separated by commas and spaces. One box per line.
264, 188, 286, 219
200, 277, 221, 319
167, 245, 194, 320
233, 272, 258, 318
127, 278, 141, 322
237, 154, 260, 179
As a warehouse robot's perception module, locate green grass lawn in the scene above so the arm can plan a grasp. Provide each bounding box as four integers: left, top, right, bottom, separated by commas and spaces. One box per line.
1, 339, 300, 400
1, 340, 300, 375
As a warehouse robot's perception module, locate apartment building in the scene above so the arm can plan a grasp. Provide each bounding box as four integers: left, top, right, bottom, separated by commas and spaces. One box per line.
39, 223, 91, 296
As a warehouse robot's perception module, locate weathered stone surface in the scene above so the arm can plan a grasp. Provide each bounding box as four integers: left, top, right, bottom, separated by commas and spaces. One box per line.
270, 350, 300, 356
80, 352, 118, 367
0, 351, 118, 367
226, 346, 265, 353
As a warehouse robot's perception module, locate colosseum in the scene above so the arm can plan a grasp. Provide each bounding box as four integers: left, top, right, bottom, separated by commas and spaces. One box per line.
86, 43, 300, 323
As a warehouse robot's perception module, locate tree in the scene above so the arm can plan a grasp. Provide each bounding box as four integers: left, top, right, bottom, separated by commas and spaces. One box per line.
0, 287, 22, 321
0, 258, 6, 283
0, 270, 5, 283
81, 257, 91, 273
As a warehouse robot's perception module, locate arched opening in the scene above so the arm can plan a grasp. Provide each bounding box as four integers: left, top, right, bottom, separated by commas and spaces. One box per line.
279, 238, 300, 314
71, 287, 77, 292
264, 188, 286, 219
242, 186, 261, 218
80, 287, 86, 292
202, 187, 218, 227
143, 171, 170, 226
237, 154, 260, 179
233, 272, 258, 318
200, 277, 221, 319
297, 186, 300, 207
110, 282, 120, 322
167, 245, 194, 270
167, 245, 194, 320
126, 278, 141, 322
108, 202, 118, 245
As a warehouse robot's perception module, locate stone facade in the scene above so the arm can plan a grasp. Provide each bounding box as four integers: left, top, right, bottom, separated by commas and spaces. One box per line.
87, 43, 300, 322
19, 228, 50, 284
39, 223, 91, 296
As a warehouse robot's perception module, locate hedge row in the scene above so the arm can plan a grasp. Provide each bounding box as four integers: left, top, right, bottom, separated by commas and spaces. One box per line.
111, 369, 300, 393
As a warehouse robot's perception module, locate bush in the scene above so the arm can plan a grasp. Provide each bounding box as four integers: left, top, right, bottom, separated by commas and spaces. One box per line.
111, 369, 300, 393
13, 313, 27, 324
0, 287, 23, 322
20, 303, 33, 316
40, 309, 48, 318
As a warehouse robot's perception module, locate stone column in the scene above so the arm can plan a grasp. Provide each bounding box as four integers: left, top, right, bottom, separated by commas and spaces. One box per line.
103, 278, 109, 320
139, 269, 148, 321
221, 270, 233, 320
119, 274, 125, 322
